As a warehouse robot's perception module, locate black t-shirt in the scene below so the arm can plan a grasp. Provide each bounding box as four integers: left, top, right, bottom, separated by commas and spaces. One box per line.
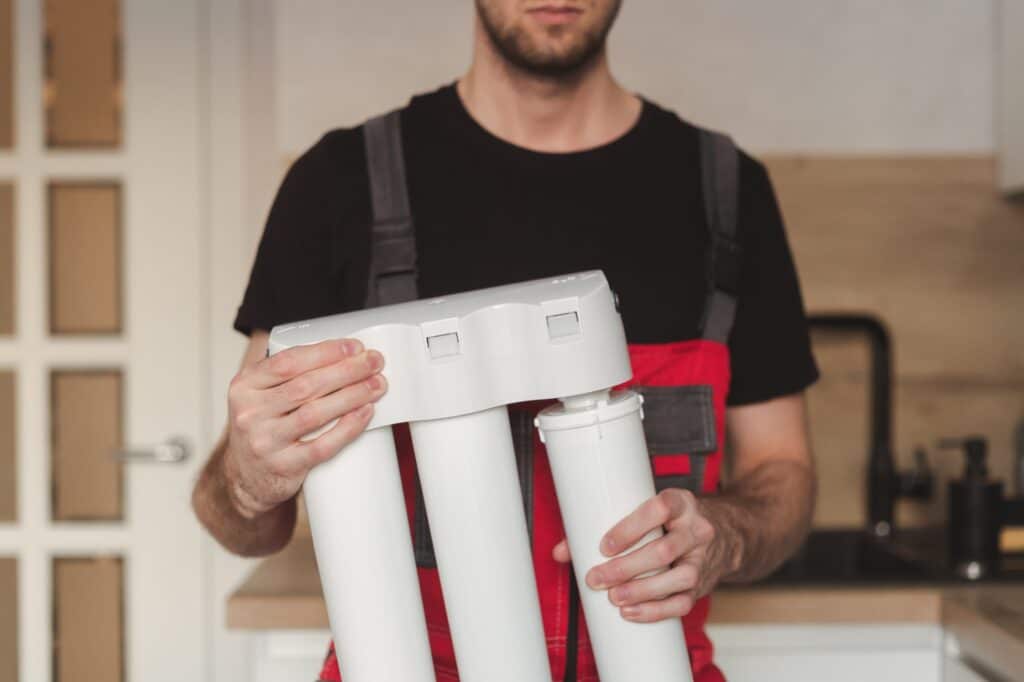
235, 84, 818, 406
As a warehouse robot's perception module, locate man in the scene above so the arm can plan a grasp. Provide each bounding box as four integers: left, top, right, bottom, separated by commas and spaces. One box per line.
192, 1, 818, 680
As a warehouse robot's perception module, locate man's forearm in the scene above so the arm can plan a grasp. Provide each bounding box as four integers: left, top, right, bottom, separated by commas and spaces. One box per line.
699, 459, 816, 585
192, 437, 297, 557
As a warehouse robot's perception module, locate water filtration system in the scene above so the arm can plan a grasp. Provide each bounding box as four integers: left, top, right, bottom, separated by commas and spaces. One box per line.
268, 270, 693, 682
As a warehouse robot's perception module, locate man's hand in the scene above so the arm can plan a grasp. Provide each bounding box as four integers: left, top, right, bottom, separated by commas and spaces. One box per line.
551, 393, 816, 624
552, 488, 731, 623
222, 337, 388, 519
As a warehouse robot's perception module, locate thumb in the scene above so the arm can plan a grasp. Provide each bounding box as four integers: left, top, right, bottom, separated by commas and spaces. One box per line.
552, 538, 571, 563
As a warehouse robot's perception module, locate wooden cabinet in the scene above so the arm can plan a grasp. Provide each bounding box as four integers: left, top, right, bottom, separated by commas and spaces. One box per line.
242, 625, 1004, 682
710, 624, 944, 682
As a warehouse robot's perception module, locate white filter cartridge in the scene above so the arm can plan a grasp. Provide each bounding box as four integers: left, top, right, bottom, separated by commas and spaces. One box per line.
536, 390, 694, 682
409, 407, 550, 682
271, 271, 696, 681
303, 425, 435, 682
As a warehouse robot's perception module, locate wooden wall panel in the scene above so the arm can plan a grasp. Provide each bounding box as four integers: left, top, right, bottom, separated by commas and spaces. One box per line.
0, 558, 15, 682
893, 381, 1024, 528
766, 156, 1024, 528
49, 183, 121, 334
53, 557, 123, 682
51, 371, 123, 521
808, 340, 1024, 528
0, 0, 12, 148
767, 157, 1024, 384
0, 184, 12, 335
45, 0, 121, 147
0, 371, 14, 522
804, 334, 871, 527
295, 491, 311, 538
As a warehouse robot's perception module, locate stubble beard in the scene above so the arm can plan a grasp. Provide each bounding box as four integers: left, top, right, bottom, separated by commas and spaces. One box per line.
475, 1, 622, 79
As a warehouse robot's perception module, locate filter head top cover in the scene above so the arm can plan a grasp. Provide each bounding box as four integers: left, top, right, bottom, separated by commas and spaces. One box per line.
268, 270, 632, 428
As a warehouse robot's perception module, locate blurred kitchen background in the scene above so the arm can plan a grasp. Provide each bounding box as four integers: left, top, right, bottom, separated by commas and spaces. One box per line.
0, 1, 1022, 681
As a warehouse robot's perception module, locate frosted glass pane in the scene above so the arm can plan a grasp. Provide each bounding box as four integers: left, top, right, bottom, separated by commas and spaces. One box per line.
45, 0, 121, 147
0, 184, 12, 335
0, 0, 12, 148
0, 558, 16, 682
0, 371, 14, 521
51, 370, 123, 521
53, 557, 123, 682
49, 183, 122, 335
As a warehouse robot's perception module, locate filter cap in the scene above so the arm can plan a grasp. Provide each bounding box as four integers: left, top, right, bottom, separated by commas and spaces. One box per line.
535, 390, 643, 435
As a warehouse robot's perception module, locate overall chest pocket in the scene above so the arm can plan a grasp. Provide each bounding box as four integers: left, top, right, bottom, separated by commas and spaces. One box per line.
634, 384, 718, 494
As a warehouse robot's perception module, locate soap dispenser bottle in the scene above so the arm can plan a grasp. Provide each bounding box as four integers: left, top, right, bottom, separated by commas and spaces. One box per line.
940, 436, 1003, 580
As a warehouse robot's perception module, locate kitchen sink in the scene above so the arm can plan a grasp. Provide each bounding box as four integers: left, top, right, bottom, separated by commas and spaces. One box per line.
760, 528, 946, 585
753, 527, 1024, 586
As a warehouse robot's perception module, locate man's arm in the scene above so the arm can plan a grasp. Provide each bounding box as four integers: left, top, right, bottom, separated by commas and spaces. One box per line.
554, 392, 815, 622
699, 393, 816, 587
192, 331, 388, 557
192, 428, 299, 557
192, 332, 296, 557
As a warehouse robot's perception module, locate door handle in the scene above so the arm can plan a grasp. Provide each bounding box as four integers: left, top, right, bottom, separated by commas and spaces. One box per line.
114, 436, 191, 464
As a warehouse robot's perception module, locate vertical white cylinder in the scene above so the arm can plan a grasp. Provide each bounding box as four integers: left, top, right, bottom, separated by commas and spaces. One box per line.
303, 425, 435, 682
409, 407, 551, 682
536, 390, 694, 682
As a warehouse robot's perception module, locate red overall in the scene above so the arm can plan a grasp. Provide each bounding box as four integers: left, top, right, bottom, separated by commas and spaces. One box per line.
318, 338, 730, 682
318, 110, 740, 681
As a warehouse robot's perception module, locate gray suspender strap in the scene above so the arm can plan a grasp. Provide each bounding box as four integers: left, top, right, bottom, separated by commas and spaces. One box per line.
698, 130, 742, 343
363, 110, 420, 308
363, 115, 739, 337
362, 110, 434, 566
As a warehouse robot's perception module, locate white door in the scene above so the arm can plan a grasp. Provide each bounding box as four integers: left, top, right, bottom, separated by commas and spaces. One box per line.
0, 1, 205, 680
120, 0, 205, 679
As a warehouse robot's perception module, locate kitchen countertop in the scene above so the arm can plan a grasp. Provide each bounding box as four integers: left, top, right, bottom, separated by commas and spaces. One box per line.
228, 535, 950, 628
228, 536, 1024, 672
229, 535, 327, 630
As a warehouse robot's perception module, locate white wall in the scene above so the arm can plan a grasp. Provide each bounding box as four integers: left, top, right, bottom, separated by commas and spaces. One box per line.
206, 1, 272, 680
274, 0, 996, 157
273, 0, 473, 155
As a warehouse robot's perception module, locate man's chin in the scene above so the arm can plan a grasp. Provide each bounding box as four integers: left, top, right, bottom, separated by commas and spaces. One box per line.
476, 0, 619, 77
518, 54, 600, 78
498, 35, 602, 77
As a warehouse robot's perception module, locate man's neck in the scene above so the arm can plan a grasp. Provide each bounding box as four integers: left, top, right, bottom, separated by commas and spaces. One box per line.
457, 26, 641, 153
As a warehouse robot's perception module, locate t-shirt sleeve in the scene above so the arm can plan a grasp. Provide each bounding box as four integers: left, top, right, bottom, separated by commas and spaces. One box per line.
726, 155, 819, 406
233, 132, 362, 336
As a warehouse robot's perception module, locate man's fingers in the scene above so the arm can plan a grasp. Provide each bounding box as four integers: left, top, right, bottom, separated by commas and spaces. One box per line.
289, 402, 377, 470
607, 563, 699, 607
249, 338, 364, 389
265, 349, 384, 415
279, 374, 388, 445
586, 530, 691, 590
599, 489, 694, 557
620, 591, 697, 623
552, 538, 571, 563
674, 541, 714, 598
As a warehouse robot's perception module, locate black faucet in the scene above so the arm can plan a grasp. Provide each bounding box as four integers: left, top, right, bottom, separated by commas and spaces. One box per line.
807, 314, 933, 538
